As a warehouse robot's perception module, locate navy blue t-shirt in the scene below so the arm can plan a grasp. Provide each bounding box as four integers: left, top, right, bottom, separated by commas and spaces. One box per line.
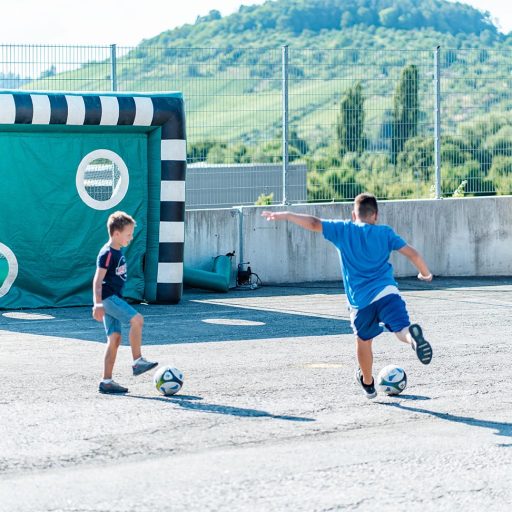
96, 244, 127, 299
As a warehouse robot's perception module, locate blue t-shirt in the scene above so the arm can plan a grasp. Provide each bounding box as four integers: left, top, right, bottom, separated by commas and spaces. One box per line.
322, 220, 406, 309
96, 245, 127, 299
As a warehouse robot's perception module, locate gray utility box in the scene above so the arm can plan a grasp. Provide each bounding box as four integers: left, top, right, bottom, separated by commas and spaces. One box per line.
186, 163, 307, 209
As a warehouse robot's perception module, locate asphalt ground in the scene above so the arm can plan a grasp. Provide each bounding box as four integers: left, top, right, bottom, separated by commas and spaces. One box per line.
1, 277, 511, 511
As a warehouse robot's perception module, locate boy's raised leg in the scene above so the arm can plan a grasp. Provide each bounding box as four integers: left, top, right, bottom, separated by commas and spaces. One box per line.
129, 313, 158, 376
129, 313, 144, 361
394, 325, 433, 364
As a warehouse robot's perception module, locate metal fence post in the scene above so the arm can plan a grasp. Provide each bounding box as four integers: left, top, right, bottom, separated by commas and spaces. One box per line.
434, 46, 442, 199
281, 45, 289, 205
110, 44, 117, 92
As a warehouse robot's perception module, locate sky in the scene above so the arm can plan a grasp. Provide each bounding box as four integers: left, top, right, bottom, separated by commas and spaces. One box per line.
454, 0, 512, 34
0, 0, 510, 47
0, 0, 267, 47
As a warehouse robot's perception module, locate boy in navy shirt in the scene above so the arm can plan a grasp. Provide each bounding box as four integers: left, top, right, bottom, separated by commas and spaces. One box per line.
92, 211, 157, 394
262, 193, 433, 399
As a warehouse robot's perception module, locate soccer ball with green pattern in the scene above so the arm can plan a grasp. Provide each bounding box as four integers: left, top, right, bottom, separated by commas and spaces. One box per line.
153, 365, 184, 396
377, 365, 407, 396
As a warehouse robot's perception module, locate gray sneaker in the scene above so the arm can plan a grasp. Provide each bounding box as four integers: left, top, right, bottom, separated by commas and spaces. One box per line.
99, 380, 128, 394
132, 357, 158, 376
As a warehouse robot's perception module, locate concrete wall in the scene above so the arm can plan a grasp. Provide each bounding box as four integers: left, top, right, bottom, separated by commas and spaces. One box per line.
185, 196, 512, 284
185, 208, 239, 271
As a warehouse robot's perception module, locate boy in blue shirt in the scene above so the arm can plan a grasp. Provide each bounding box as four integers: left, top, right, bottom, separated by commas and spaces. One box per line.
262, 193, 433, 399
92, 211, 157, 394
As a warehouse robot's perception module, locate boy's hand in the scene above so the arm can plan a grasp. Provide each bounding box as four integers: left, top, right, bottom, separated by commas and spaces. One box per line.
417, 272, 433, 282
92, 305, 105, 322
261, 211, 322, 232
261, 211, 288, 221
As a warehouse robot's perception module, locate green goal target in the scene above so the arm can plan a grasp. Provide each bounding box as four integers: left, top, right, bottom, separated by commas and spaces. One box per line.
0, 91, 186, 309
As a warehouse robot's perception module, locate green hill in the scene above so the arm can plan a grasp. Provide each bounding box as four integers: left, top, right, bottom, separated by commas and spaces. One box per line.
145, 0, 499, 46
22, 0, 512, 199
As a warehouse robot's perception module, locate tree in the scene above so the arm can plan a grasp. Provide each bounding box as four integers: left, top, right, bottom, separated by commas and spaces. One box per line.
39, 65, 56, 79
485, 126, 512, 157
487, 156, 512, 194
255, 192, 274, 205
379, 7, 400, 28
397, 136, 434, 182
391, 64, 419, 163
196, 10, 221, 24
340, 11, 354, 29
337, 81, 366, 156
289, 129, 309, 157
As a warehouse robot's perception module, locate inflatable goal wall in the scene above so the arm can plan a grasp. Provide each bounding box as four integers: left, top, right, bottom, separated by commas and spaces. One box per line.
0, 90, 186, 308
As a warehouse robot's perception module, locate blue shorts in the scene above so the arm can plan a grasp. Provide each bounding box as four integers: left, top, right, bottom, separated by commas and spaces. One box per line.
350, 294, 410, 341
102, 295, 138, 337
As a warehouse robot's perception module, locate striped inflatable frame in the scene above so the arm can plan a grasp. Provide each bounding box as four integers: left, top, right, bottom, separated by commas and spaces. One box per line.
0, 90, 186, 304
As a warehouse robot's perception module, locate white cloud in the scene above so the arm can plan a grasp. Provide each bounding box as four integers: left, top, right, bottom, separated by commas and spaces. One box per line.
448, 0, 512, 33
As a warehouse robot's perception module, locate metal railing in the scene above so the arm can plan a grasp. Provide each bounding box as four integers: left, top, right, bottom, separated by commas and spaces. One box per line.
1, 44, 511, 206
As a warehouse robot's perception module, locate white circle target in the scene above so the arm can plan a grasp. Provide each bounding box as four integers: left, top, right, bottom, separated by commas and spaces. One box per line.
0, 243, 18, 298
76, 149, 129, 210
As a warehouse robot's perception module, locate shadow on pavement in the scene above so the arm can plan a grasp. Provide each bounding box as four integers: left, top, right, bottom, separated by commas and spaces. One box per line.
3, 277, 506, 345
124, 394, 316, 422
379, 402, 512, 439
390, 394, 431, 401
0, 285, 351, 345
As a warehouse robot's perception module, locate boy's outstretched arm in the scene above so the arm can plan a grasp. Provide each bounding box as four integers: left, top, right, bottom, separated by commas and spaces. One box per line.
398, 245, 433, 281
261, 211, 322, 232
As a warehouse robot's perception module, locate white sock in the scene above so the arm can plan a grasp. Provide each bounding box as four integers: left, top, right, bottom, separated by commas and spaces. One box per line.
133, 357, 143, 364
101, 378, 113, 384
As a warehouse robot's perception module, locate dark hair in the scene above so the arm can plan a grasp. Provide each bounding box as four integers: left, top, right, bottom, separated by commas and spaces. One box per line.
107, 211, 136, 236
354, 193, 378, 219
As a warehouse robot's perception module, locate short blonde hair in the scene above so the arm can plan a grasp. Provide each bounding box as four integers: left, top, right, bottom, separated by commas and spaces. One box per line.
107, 211, 136, 236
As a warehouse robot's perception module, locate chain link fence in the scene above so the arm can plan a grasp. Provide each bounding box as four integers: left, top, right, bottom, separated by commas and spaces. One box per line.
1, 44, 511, 207
440, 49, 512, 197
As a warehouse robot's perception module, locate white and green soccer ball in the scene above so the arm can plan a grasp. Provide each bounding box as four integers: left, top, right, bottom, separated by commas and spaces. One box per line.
153, 365, 184, 396
377, 365, 407, 396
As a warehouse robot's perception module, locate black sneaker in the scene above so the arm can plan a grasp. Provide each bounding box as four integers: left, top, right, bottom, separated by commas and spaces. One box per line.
99, 380, 128, 394
409, 324, 433, 365
355, 368, 377, 399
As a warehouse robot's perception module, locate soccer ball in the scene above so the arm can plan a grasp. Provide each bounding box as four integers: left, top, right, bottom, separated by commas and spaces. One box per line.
153, 365, 184, 396
377, 365, 407, 396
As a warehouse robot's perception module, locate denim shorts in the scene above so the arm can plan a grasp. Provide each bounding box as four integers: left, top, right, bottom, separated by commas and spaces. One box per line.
102, 294, 138, 336
350, 294, 410, 341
